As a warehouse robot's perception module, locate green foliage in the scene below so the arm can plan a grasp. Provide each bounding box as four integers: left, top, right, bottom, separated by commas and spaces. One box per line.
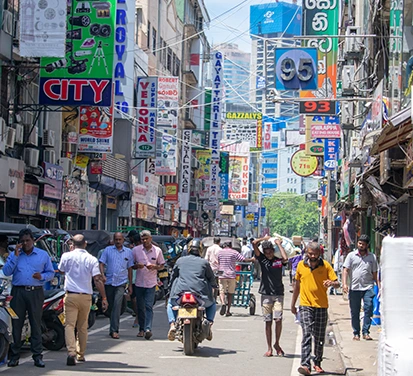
263, 192, 319, 238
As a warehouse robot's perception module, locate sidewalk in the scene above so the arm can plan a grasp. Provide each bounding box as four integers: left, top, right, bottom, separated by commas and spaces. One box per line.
329, 294, 379, 376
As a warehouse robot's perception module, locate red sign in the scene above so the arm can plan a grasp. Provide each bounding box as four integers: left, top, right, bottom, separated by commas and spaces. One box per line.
90, 161, 103, 174
300, 100, 337, 115
164, 183, 178, 202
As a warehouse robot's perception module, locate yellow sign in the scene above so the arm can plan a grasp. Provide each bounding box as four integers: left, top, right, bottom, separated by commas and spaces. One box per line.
290, 150, 318, 177
75, 154, 89, 169
225, 112, 262, 120
246, 213, 254, 220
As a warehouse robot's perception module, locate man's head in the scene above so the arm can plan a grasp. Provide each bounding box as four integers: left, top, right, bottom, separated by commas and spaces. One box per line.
188, 238, 203, 256
18, 229, 35, 252
72, 234, 87, 249
91, 223, 97, 230
243, 237, 248, 245
357, 234, 370, 253
127, 230, 138, 243
250, 237, 255, 244
307, 241, 321, 262
113, 232, 124, 249
140, 230, 152, 249
132, 234, 141, 246
213, 236, 221, 245
221, 241, 232, 249
261, 240, 274, 259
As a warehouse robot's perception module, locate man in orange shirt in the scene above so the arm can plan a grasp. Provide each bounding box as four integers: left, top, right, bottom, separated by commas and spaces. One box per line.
291, 242, 339, 375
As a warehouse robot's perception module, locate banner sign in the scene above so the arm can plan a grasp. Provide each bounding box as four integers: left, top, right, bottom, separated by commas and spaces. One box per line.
179, 130, 191, 211
165, 183, 178, 202
37, 199, 58, 218
157, 77, 179, 127
229, 156, 249, 200
43, 162, 64, 200
196, 150, 211, 180
136, 77, 157, 158
324, 138, 340, 170
155, 126, 177, 175
301, 0, 339, 102
219, 151, 229, 200
19, 183, 39, 216
39, 0, 116, 106
19, 0, 66, 57
224, 112, 263, 150
78, 106, 113, 153
143, 173, 159, 207
306, 115, 341, 139
263, 121, 272, 150
61, 177, 81, 213
114, 0, 135, 117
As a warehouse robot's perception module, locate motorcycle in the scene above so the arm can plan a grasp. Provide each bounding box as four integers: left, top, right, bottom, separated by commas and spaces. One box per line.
174, 291, 211, 356
0, 279, 14, 363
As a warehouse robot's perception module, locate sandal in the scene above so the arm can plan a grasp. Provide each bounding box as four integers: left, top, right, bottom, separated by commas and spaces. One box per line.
136, 331, 145, 338
313, 365, 325, 373
110, 332, 120, 339
225, 312, 233, 317
297, 365, 311, 375
363, 334, 373, 340
167, 326, 176, 341
273, 345, 285, 356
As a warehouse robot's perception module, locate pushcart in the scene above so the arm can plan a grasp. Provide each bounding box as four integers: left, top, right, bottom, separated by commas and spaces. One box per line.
233, 262, 256, 315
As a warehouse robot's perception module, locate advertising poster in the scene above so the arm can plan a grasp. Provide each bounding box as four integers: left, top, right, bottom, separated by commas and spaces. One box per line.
165, 183, 179, 202
37, 199, 58, 218
196, 150, 211, 180
19, 183, 39, 216
155, 126, 177, 175
136, 77, 157, 158
43, 162, 64, 200
39, 0, 116, 106
219, 151, 229, 201
157, 77, 179, 127
300, 0, 339, 100
143, 173, 160, 207
228, 156, 249, 200
324, 139, 340, 170
224, 112, 263, 151
61, 177, 80, 213
78, 105, 113, 153
19, 0, 66, 57
179, 130, 191, 211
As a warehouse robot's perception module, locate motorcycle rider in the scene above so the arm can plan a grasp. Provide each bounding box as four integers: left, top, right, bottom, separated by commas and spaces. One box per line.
167, 238, 217, 341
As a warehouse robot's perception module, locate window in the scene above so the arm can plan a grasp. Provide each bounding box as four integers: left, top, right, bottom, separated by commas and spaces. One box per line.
172, 53, 176, 74
152, 27, 157, 55
159, 37, 164, 63
147, 21, 151, 49
294, 188, 296, 193
167, 47, 172, 72
174, 57, 180, 77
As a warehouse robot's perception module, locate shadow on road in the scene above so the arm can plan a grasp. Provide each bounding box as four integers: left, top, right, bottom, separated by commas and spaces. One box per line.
171, 346, 237, 358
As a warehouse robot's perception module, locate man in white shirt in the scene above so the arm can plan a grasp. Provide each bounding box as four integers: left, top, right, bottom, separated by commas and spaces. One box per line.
241, 237, 252, 258
58, 234, 108, 366
205, 237, 222, 273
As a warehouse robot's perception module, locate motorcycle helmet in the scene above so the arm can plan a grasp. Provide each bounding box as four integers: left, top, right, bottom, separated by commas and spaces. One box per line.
188, 238, 203, 256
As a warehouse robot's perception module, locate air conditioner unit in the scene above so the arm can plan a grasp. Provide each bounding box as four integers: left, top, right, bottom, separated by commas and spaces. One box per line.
341, 101, 354, 127
24, 148, 39, 168
0, 117, 6, 154
26, 125, 38, 146
42, 129, 55, 148
44, 150, 56, 164
6, 127, 15, 148
14, 124, 24, 144
342, 65, 355, 96
2, 10, 13, 35
59, 157, 73, 176
191, 158, 200, 169
344, 26, 362, 55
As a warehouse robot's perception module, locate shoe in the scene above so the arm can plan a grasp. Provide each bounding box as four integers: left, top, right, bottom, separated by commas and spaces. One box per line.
220, 304, 226, 316
313, 364, 325, 373
7, 359, 19, 367
67, 355, 76, 366
167, 326, 176, 341
144, 330, 153, 340
206, 327, 213, 341
34, 358, 45, 368
363, 334, 373, 340
297, 365, 311, 375
76, 356, 86, 362
353, 335, 360, 341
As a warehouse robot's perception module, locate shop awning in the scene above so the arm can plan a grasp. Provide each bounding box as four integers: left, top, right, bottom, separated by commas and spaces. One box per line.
370, 106, 412, 155
25, 174, 55, 187
89, 175, 130, 197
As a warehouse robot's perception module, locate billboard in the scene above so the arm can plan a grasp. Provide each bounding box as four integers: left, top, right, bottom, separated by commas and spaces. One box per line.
219, 151, 229, 201
229, 156, 249, 200
250, 3, 301, 36
196, 150, 211, 180
39, 0, 116, 106
305, 115, 341, 140
224, 112, 262, 150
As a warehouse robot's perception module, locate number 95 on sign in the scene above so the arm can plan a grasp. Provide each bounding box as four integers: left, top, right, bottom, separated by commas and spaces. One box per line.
275, 48, 318, 91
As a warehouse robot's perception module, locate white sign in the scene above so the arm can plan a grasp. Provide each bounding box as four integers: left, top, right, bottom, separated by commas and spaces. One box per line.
114, 0, 135, 118
143, 173, 159, 207
19, 0, 66, 57
179, 130, 191, 211
136, 77, 157, 158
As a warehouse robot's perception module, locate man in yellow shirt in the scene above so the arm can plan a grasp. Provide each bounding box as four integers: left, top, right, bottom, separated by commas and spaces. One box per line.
291, 242, 339, 375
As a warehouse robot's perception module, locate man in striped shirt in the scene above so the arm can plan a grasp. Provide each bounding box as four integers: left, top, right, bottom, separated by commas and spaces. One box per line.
217, 241, 254, 316
99, 233, 134, 339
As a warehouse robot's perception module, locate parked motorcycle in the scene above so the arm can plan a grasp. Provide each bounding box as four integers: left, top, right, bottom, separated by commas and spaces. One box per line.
0, 279, 14, 363
174, 291, 211, 355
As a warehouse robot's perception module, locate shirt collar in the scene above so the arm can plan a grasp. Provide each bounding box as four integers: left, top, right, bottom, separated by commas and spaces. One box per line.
356, 250, 370, 257
303, 255, 324, 270
21, 247, 39, 256
73, 248, 87, 253
112, 245, 126, 252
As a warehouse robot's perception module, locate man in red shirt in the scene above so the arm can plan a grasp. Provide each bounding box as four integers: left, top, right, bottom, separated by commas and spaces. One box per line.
217, 241, 254, 316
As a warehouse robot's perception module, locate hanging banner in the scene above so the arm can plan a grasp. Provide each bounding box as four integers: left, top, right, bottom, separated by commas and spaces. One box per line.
196, 150, 212, 180
179, 130, 191, 211
224, 112, 263, 151
300, 0, 339, 102
136, 77, 157, 158
143, 173, 159, 207
39, 0, 116, 106
78, 106, 113, 153
61, 177, 81, 213
37, 199, 58, 218
157, 77, 179, 127
219, 151, 229, 200
19, 183, 39, 216
165, 183, 178, 202
228, 156, 249, 200
155, 126, 177, 175
19, 0, 66, 57
263, 121, 272, 150
85, 189, 98, 217
324, 139, 340, 170
43, 162, 64, 200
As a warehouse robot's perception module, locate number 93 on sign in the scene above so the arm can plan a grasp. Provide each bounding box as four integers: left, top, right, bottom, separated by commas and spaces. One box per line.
275, 48, 318, 91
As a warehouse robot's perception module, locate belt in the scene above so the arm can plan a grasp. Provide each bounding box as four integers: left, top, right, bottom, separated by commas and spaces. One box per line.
67, 291, 90, 295
15, 286, 43, 291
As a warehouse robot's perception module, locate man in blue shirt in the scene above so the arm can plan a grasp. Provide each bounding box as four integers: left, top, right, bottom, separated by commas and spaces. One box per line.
3, 228, 54, 368
99, 232, 134, 339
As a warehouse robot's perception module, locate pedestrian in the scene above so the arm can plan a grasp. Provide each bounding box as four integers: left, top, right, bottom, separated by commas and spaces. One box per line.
289, 247, 305, 293
58, 234, 108, 366
342, 234, 379, 341
2, 228, 55, 368
99, 232, 134, 339
205, 236, 221, 274
130, 234, 142, 328
132, 230, 165, 340
291, 241, 339, 375
253, 236, 288, 357
217, 241, 254, 317
91, 223, 97, 230
241, 237, 252, 258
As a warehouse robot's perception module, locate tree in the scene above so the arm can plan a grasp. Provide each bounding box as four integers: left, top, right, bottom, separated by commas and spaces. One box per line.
263, 192, 319, 238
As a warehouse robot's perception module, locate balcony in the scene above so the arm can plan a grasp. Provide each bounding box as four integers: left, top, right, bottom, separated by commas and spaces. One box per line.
183, 70, 198, 85
184, 108, 196, 129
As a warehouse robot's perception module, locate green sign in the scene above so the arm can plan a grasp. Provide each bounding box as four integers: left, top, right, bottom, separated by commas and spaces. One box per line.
39, 0, 116, 106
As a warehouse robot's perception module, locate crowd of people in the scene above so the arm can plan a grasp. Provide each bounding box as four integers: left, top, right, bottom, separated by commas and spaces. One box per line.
1, 228, 379, 375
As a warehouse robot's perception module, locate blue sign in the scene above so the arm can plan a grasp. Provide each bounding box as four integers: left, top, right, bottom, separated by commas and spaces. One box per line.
219, 173, 229, 200
324, 139, 340, 171
256, 76, 266, 89
254, 213, 259, 227
275, 48, 318, 90
261, 207, 266, 217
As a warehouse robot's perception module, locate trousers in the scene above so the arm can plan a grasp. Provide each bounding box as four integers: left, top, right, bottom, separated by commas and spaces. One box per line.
349, 288, 375, 336
105, 284, 125, 334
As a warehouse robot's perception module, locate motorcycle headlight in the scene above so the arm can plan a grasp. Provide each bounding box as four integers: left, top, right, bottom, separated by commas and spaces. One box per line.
51, 277, 59, 286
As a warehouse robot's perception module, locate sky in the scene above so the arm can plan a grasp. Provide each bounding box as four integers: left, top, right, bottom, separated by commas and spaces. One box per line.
203, 0, 254, 53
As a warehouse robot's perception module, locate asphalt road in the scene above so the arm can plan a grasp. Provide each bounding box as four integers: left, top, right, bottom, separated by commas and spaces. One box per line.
0, 279, 345, 376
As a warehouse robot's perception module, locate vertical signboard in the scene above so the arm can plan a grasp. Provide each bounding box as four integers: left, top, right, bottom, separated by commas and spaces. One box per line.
114, 0, 135, 117
39, 0, 116, 106
19, 183, 39, 215
179, 130, 191, 211
196, 150, 211, 180
263, 121, 272, 150
301, 0, 339, 100
136, 77, 157, 158
324, 139, 339, 170
228, 156, 249, 200
219, 151, 229, 200
224, 112, 263, 151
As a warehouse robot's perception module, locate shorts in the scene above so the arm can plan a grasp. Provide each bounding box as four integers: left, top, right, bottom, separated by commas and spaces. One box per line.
261, 295, 284, 322
219, 278, 237, 294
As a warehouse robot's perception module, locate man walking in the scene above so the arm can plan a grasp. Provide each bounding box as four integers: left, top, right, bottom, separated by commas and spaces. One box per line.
3, 229, 55, 368
253, 236, 288, 357
291, 242, 339, 375
58, 234, 108, 366
205, 237, 221, 274
342, 234, 379, 341
99, 233, 134, 339
133, 230, 165, 340
217, 241, 254, 317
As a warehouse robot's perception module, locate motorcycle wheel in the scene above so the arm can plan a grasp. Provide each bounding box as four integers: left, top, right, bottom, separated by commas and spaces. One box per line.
0, 334, 9, 363
183, 322, 195, 356
43, 322, 65, 351
88, 310, 96, 329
